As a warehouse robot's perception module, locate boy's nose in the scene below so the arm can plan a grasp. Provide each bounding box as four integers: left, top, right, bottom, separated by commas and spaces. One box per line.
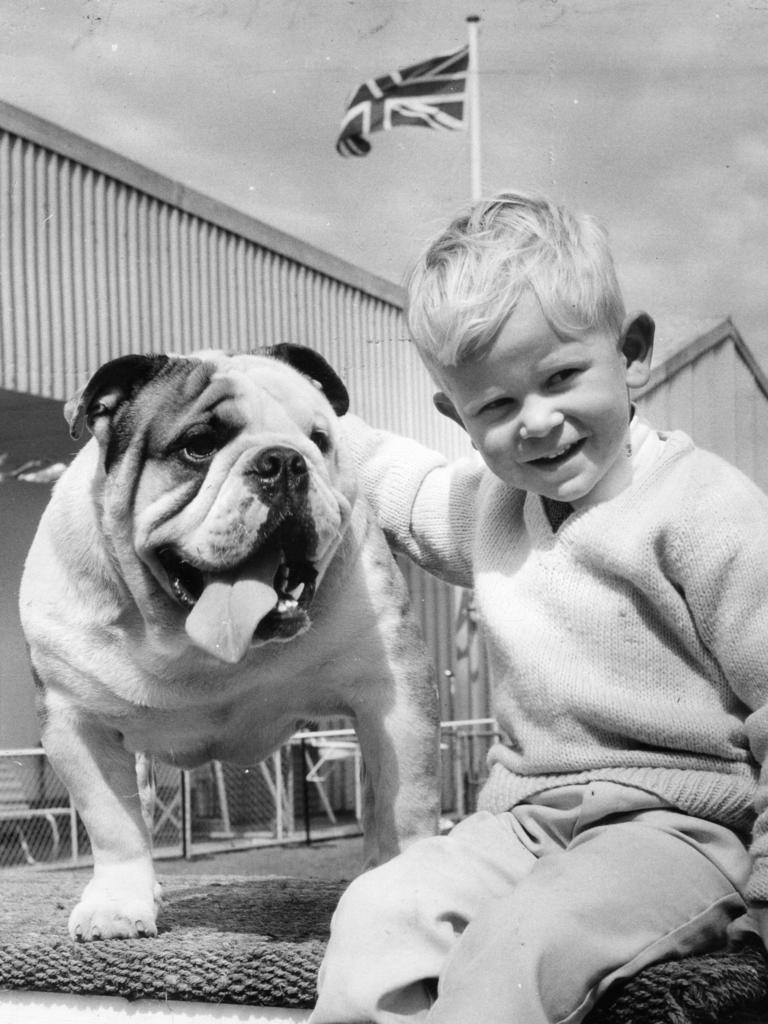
518, 400, 565, 440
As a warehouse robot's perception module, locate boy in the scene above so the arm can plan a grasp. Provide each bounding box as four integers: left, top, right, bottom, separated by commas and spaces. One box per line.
309, 191, 768, 1023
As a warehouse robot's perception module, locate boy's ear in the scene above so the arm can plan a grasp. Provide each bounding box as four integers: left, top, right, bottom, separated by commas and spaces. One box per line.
433, 392, 466, 430
620, 311, 655, 389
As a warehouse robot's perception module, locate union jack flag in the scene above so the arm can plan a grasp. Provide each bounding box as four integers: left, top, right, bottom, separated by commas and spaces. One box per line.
336, 44, 469, 157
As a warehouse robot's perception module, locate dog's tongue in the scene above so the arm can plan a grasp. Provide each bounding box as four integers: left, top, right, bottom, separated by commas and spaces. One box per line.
185, 548, 282, 663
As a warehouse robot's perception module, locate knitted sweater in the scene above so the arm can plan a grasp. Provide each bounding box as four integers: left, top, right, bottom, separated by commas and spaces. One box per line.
345, 412, 768, 903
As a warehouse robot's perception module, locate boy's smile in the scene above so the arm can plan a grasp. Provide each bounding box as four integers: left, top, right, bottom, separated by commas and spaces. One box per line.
432, 291, 653, 508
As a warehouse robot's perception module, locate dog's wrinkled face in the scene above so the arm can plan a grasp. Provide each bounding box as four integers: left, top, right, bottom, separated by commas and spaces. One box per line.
69, 348, 356, 663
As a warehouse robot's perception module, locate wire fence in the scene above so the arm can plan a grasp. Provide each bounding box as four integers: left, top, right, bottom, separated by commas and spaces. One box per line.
0, 748, 73, 867
0, 719, 501, 870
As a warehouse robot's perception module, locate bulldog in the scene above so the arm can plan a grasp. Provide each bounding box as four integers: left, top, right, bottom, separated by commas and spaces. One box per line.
19, 345, 440, 941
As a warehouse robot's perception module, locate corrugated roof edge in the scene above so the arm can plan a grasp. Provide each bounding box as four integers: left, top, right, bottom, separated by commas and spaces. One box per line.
637, 316, 768, 402
0, 99, 407, 310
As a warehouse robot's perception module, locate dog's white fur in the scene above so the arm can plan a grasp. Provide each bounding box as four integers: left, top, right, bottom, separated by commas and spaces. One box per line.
20, 348, 440, 941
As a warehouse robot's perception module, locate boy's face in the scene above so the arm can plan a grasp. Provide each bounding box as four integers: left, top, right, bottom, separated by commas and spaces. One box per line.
432, 291, 653, 508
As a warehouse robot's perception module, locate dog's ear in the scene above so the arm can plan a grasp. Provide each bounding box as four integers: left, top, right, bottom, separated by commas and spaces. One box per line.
66, 354, 171, 441
263, 344, 349, 417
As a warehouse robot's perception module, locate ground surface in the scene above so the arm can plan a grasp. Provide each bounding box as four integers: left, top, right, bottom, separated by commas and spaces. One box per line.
157, 834, 366, 881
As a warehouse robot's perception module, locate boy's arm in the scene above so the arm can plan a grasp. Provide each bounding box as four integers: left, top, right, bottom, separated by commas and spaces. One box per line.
342, 413, 481, 587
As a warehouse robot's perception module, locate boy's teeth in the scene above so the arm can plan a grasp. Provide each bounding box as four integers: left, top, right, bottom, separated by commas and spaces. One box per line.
545, 444, 570, 460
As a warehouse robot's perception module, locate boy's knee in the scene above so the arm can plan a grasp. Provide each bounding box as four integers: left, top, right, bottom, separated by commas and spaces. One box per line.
333, 869, 389, 923
330, 862, 418, 939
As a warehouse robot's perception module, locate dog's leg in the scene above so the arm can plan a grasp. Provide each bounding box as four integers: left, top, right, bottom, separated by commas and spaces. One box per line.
353, 666, 441, 868
42, 708, 161, 941
136, 752, 157, 836
357, 759, 377, 866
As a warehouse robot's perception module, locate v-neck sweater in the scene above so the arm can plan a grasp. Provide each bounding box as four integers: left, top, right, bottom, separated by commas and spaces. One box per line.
344, 413, 768, 902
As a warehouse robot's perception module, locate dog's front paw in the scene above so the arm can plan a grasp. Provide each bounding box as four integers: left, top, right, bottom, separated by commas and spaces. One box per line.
69, 866, 162, 941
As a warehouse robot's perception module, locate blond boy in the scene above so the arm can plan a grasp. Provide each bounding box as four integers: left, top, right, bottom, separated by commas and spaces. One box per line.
310, 191, 768, 1024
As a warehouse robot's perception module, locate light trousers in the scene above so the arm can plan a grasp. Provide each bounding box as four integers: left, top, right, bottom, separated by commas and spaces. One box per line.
310, 782, 752, 1024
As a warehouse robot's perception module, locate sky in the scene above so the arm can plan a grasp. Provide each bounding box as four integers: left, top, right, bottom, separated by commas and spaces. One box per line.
0, 0, 765, 364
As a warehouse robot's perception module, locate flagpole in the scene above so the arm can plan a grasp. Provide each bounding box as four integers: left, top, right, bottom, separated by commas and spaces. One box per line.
466, 14, 482, 201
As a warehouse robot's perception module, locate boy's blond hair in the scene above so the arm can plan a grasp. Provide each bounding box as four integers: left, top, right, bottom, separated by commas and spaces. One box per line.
405, 190, 627, 367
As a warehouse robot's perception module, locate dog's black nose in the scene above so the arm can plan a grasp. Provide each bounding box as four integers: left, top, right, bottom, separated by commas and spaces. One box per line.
251, 446, 308, 496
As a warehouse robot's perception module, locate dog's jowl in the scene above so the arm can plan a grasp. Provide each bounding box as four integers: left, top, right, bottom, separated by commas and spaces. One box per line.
19, 346, 440, 941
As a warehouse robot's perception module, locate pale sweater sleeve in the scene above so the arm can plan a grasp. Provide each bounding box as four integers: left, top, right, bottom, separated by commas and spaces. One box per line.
341, 413, 482, 588
670, 454, 768, 902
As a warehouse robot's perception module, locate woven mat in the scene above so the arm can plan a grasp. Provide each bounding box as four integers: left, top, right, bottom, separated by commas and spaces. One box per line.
0, 872, 334, 1008
1, 871, 768, 1022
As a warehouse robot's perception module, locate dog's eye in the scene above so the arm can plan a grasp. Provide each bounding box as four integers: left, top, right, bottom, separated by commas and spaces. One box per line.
179, 430, 219, 463
310, 428, 331, 455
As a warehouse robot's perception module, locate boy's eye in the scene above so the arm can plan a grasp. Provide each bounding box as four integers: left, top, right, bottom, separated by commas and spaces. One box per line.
478, 396, 516, 416
547, 368, 580, 388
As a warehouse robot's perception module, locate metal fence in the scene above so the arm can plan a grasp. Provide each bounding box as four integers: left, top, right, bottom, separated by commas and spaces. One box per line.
0, 748, 73, 866
0, 720, 501, 869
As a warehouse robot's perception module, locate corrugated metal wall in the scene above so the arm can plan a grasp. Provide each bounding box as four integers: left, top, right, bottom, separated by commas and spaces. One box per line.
0, 131, 402, 404
0, 103, 489, 722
